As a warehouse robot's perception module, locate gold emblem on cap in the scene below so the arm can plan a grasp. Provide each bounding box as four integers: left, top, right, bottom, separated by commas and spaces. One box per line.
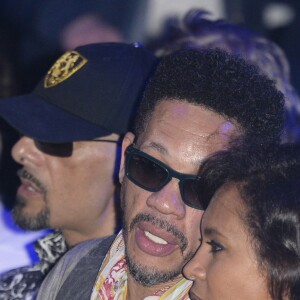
44, 51, 88, 88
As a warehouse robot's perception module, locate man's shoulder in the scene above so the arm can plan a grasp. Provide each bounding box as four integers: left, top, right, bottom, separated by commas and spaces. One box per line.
0, 264, 44, 300
0, 230, 66, 300
75, 234, 116, 258
45, 234, 116, 282
37, 234, 116, 300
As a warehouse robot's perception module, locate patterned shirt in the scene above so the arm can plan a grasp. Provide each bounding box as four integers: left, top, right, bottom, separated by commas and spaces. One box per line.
0, 231, 67, 300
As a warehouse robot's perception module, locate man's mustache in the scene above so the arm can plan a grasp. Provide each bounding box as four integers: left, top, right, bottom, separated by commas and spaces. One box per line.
17, 168, 47, 193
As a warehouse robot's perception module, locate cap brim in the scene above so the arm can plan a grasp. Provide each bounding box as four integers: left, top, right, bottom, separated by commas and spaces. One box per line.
0, 95, 111, 143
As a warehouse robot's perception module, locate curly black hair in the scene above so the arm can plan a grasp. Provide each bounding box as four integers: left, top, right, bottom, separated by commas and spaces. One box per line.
134, 48, 284, 144
199, 141, 300, 300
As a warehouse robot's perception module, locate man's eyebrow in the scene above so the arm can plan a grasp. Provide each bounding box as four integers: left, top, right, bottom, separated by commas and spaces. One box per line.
144, 142, 169, 155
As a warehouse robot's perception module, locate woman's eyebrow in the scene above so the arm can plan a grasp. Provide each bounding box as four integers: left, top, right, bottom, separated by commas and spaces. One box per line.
203, 226, 227, 240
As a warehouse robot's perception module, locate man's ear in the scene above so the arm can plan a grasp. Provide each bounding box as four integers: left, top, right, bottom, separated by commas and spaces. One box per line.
119, 132, 135, 184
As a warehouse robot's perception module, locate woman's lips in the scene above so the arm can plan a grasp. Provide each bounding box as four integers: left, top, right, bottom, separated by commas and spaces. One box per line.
135, 222, 180, 257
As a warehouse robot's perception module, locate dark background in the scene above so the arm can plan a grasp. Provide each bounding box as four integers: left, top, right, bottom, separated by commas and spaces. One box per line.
0, 0, 299, 208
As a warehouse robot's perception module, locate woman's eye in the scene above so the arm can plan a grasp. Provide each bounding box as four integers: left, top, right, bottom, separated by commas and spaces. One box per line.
206, 240, 224, 253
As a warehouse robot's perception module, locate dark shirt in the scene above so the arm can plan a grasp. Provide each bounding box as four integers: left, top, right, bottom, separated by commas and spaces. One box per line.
0, 231, 67, 300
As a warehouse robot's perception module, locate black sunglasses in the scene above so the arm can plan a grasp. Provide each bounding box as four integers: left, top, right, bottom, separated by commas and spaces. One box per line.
125, 145, 205, 210
33, 139, 120, 157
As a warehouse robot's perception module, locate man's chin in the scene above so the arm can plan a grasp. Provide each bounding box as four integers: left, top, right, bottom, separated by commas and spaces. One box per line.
13, 206, 50, 230
126, 253, 182, 287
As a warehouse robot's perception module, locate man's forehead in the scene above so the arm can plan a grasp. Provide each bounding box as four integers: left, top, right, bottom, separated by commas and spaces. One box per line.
137, 100, 239, 168
146, 100, 238, 142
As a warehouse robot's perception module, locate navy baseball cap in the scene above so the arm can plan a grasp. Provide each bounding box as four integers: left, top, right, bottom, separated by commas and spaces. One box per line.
0, 42, 158, 143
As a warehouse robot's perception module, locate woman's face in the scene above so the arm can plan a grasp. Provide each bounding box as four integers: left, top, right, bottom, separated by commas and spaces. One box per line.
183, 183, 272, 300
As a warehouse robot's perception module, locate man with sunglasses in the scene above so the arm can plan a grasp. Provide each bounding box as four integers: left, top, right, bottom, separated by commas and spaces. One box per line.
0, 43, 157, 299
37, 48, 284, 299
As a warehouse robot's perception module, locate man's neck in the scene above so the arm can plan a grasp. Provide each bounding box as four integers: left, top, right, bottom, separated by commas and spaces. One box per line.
62, 196, 116, 247
126, 273, 184, 300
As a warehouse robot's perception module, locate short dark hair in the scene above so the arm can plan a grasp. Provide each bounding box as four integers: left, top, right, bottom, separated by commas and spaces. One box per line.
134, 48, 284, 143
199, 141, 300, 300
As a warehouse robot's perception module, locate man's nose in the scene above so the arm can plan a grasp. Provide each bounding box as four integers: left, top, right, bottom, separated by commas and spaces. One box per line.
11, 136, 42, 166
146, 179, 186, 219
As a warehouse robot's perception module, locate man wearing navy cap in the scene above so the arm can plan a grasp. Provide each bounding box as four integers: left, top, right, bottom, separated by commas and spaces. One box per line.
0, 42, 157, 299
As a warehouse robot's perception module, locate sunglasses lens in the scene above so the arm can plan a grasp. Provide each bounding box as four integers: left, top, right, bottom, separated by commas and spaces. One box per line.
182, 178, 205, 210
34, 140, 73, 157
127, 154, 169, 191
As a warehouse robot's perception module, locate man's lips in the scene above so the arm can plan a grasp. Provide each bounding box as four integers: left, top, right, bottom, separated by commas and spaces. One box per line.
144, 231, 167, 245
135, 221, 180, 257
18, 177, 44, 195
16, 168, 46, 196
139, 222, 178, 245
